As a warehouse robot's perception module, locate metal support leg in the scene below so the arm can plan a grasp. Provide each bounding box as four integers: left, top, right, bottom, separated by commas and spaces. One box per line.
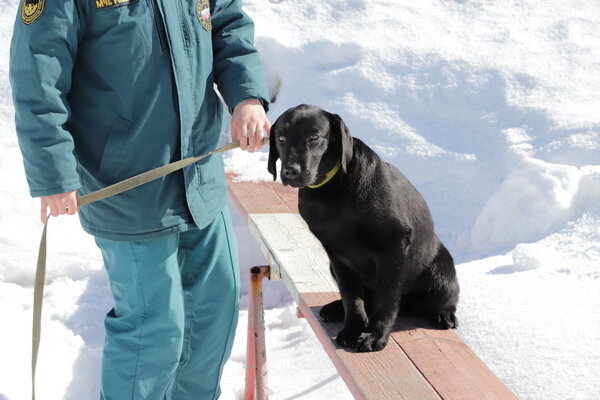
245, 265, 270, 400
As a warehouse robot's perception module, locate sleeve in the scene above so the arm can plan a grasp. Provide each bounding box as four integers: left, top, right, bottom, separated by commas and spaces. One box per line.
210, 0, 270, 113
9, 0, 87, 197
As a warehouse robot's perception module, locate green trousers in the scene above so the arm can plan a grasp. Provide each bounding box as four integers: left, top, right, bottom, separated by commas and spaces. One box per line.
94, 207, 240, 400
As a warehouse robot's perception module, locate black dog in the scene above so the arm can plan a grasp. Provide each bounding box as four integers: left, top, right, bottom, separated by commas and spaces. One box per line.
268, 104, 460, 353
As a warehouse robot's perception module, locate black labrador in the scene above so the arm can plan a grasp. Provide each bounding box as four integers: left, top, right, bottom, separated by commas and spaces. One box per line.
268, 104, 460, 352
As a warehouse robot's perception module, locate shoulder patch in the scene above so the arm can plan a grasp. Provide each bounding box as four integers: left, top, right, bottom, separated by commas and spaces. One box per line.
21, 0, 45, 25
196, 0, 212, 31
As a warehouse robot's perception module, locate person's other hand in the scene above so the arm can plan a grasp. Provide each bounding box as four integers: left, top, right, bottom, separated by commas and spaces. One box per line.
231, 98, 270, 152
40, 190, 79, 224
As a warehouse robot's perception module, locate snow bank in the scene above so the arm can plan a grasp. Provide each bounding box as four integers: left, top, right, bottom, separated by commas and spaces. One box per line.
460, 151, 599, 256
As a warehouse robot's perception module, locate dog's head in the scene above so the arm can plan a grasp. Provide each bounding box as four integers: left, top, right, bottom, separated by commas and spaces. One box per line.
268, 104, 353, 188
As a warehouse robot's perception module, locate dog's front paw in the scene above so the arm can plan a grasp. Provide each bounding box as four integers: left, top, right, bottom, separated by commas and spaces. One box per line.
355, 332, 388, 352
320, 299, 344, 322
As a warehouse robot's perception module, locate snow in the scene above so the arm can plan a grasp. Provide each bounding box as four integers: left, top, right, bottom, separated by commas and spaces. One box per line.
1, 0, 599, 399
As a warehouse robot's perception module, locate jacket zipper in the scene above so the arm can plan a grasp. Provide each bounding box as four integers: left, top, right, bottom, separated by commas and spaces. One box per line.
176, 0, 193, 51
148, 0, 169, 55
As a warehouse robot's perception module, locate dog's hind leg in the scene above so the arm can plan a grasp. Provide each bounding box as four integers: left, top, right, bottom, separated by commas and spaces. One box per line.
403, 243, 460, 329
319, 299, 344, 322
430, 243, 460, 329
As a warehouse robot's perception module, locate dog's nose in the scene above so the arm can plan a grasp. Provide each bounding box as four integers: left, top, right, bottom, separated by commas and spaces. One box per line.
282, 165, 301, 179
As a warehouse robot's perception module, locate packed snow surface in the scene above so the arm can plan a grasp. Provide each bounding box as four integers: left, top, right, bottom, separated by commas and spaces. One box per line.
1, 0, 599, 399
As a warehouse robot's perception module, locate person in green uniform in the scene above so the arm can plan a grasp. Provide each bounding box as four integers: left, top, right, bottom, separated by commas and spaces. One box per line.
10, 0, 270, 398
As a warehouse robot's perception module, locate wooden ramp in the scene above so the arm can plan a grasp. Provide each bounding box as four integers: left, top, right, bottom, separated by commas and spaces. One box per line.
227, 174, 517, 400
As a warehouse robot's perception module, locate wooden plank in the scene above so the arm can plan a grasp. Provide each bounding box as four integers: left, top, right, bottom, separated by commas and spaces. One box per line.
226, 174, 298, 220
248, 213, 338, 302
391, 328, 518, 400
298, 292, 442, 400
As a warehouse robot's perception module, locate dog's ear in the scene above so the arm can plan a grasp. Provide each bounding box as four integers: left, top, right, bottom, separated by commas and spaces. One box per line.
267, 126, 279, 181
330, 113, 353, 172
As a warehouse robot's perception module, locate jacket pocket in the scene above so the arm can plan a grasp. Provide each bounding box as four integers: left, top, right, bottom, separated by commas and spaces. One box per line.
88, 0, 153, 62
99, 116, 132, 180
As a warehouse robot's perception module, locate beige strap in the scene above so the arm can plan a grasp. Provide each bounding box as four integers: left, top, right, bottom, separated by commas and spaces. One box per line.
78, 139, 245, 206
32, 221, 47, 400
32, 138, 264, 399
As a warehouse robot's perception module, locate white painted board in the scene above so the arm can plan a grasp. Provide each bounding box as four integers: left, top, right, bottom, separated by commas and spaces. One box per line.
248, 213, 338, 302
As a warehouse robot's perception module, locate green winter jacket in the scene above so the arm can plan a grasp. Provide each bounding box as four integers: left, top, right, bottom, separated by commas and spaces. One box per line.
10, 0, 269, 240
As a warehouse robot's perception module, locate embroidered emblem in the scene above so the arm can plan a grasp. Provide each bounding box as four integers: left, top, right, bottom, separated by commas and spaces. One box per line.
21, 0, 45, 25
95, 0, 138, 10
196, 0, 212, 31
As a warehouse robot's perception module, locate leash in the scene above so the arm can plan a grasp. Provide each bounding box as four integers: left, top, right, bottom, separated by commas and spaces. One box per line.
31, 137, 266, 400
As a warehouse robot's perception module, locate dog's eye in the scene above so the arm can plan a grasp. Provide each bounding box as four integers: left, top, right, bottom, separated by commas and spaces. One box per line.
308, 135, 319, 142
278, 135, 286, 142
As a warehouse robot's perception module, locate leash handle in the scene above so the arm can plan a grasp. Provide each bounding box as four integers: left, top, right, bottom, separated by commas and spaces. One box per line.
31, 137, 266, 399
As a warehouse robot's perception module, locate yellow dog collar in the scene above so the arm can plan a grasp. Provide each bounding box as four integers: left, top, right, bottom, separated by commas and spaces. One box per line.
308, 161, 342, 189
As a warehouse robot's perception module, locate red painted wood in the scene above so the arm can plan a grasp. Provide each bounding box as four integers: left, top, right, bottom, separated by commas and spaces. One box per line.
226, 174, 298, 222
391, 327, 518, 400
298, 292, 442, 400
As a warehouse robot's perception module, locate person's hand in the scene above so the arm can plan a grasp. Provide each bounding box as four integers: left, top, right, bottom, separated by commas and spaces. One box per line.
231, 98, 270, 152
40, 190, 79, 224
